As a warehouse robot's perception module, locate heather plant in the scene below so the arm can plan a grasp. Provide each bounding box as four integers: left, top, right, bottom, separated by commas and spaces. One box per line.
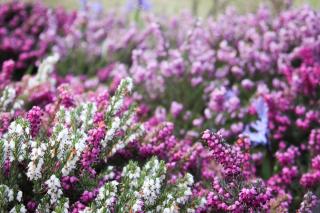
49, 5, 320, 142
82, 157, 201, 212
0, 2, 75, 80
1, 1, 320, 212
202, 130, 272, 212
0, 54, 207, 212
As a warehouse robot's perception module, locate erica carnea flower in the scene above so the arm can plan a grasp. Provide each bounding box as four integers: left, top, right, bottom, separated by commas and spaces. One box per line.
0, 66, 148, 211
170, 101, 183, 118
1, 1, 320, 212
0, 60, 15, 90
0, 87, 16, 112
84, 157, 200, 213
45, 175, 63, 205
202, 129, 244, 177
203, 130, 271, 212
298, 192, 319, 213
27, 106, 43, 138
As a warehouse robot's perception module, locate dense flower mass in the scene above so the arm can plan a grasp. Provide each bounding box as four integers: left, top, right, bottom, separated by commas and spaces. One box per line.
0, 2, 75, 79
1, 1, 320, 212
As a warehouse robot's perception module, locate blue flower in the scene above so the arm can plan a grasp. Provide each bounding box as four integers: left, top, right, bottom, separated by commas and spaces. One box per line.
225, 90, 236, 100
126, 0, 152, 11
79, 0, 103, 14
243, 97, 269, 146
91, 2, 103, 14
79, 0, 88, 10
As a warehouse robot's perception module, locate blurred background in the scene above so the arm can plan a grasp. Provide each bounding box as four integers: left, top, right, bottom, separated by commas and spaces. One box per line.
1, 0, 319, 16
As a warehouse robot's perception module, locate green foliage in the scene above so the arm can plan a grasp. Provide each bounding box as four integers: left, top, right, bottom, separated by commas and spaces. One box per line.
87, 157, 202, 212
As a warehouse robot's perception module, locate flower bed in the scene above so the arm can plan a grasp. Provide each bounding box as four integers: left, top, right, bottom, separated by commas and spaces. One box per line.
0, 1, 320, 212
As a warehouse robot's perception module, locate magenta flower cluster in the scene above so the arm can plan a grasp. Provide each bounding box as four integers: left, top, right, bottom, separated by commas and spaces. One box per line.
0, 2, 75, 79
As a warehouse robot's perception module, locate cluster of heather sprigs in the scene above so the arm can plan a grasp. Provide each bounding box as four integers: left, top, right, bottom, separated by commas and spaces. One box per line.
1, 0, 320, 212
0, 1, 76, 80
0, 56, 202, 212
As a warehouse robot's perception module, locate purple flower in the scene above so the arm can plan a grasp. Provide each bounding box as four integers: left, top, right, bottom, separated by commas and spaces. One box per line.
27, 200, 38, 211
27, 106, 43, 138
57, 84, 75, 108
202, 130, 243, 178
170, 101, 183, 118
